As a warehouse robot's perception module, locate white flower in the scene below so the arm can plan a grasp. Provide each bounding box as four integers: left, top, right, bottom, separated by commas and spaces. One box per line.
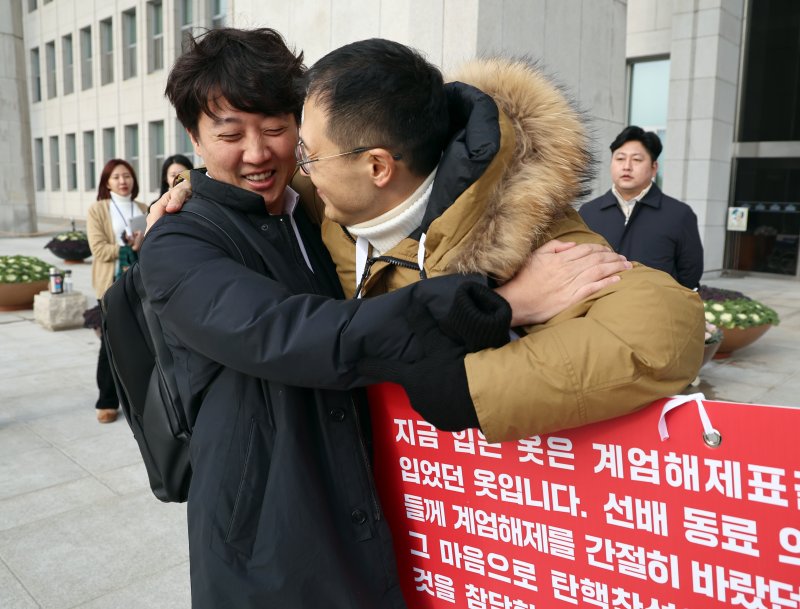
737, 313, 747, 320
711, 303, 725, 312
704, 312, 716, 322
751, 314, 761, 322
720, 313, 733, 323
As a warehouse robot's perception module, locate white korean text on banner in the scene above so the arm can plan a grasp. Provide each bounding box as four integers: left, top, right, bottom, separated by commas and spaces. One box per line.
368, 384, 800, 609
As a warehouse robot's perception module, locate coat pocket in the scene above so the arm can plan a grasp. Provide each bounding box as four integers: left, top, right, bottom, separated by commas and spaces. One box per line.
211, 415, 274, 560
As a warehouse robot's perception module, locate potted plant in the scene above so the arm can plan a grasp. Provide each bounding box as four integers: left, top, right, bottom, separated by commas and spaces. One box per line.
702, 321, 723, 366
698, 284, 780, 358
0, 255, 52, 311
44, 221, 92, 263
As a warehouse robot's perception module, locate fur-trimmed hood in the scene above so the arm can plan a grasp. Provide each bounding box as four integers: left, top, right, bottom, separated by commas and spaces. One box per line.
442, 58, 594, 282
320, 56, 597, 297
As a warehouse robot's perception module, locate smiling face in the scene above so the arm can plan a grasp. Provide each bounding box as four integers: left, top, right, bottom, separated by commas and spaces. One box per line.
610, 140, 658, 200
106, 164, 134, 197
189, 98, 298, 213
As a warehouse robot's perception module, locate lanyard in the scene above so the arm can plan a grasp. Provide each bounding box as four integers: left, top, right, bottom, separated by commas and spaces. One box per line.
110, 198, 134, 229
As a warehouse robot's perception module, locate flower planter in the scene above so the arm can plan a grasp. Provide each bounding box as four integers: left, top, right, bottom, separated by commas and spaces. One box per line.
0, 280, 49, 311
714, 324, 771, 359
701, 341, 721, 366
44, 239, 92, 263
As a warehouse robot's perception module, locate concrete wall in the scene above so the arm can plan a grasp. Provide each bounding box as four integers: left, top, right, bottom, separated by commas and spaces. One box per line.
0, 0, 36, 235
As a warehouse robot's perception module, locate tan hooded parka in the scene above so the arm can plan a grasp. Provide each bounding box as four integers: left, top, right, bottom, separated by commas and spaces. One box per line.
316, 58, 705, 443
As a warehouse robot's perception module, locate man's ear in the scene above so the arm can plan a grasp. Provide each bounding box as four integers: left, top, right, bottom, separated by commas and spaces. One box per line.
188, 129, 201, 156
368, 148, 398, 188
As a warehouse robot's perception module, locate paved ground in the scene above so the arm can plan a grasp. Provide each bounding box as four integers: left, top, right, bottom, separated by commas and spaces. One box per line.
1, 229, 798, 609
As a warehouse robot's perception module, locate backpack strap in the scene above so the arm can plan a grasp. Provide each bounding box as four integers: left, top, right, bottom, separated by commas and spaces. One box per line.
181, 200, 286, 274
182, 208, 247, 266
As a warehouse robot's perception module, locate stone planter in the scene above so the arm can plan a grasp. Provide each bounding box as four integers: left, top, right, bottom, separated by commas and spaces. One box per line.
0, 280, 49, 311
714, 324, 772, 359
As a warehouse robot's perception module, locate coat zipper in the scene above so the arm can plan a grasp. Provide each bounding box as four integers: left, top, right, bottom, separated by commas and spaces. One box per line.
225, 418, 256, 542
351, 395, 382, 522
355, 255, 424, 299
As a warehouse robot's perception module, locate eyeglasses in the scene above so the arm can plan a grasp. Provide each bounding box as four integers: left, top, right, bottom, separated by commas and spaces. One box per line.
295, 139, 402, 175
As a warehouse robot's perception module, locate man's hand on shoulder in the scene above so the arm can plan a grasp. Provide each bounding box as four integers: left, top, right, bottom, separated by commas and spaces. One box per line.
496, 239, 632, 326
145, 180, 193, 234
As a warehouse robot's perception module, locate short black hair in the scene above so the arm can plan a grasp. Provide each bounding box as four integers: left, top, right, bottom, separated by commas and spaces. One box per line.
165, 28, 306, 136
305, 38, 449, 177
610, 125, 663, 162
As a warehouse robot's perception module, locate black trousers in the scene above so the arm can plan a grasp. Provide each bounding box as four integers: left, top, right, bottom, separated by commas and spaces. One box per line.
95, 330, 119, 410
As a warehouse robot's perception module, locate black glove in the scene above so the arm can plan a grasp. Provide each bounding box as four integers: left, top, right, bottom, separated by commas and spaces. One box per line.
357, 304, 477, 431
440, 281, 511, 351
357, 281, 510, 431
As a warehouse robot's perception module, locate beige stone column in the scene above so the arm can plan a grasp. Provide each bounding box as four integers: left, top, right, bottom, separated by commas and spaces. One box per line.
0, 0, 37, 235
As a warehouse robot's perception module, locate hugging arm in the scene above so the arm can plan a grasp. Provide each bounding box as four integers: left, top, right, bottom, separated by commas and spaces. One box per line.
140, 219, 509, 392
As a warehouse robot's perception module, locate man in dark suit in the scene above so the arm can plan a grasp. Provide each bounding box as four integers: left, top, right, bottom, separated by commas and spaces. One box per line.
580, 125, 704, 289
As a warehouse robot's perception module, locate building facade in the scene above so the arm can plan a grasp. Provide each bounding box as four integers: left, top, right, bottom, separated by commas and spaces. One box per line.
8, 1, 800, 277
7, 0, 627, 233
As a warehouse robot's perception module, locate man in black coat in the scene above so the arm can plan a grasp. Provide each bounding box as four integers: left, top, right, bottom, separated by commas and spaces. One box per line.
579, 126, 704, 289
138, 28, 519, 609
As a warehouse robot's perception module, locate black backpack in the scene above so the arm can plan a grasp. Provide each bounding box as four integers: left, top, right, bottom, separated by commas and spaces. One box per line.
101, 204, 258, 502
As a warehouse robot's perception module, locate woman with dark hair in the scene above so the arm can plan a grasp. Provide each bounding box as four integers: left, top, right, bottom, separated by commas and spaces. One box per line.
158, 154, 194, 197
86, 159, 147, 423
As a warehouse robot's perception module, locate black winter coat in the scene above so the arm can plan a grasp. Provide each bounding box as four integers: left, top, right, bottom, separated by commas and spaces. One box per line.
579, 183, 704, 289
139, 172, 481, 609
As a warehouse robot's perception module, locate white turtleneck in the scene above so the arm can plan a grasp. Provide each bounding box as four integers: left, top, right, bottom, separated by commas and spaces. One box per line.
109, 192, 143, 245
347, 168, 437, 257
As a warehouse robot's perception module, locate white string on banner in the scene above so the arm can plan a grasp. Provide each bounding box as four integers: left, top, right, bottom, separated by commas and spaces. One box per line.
658, 392, 722, 447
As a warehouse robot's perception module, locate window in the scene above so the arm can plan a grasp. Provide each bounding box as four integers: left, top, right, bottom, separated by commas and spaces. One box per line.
739, 1, 800, 142
178, 0, 194, 52
149, 121, 165, 192
28, 0, 37, 11
125, 124, 139, 176
103, 127, 116, 160
210, 0, 226, 28
147, 1, 164, 73
80, 26, 93, 90
83, 131, 96, 191
66, 133, 77, 190
176, 120, 196, 164
34, 138, 44, 191
122, 9, 137, 80
62, 34, 74, 95
100, 18, 114, 85
727, 158, 800, 275
49, 135, 60, 191
45, 41, 57, 98
628, 58, 670, 186
30, 48, 41, 102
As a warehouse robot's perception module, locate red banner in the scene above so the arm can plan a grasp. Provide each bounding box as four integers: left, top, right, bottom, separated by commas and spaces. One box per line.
368, 384, 800, 609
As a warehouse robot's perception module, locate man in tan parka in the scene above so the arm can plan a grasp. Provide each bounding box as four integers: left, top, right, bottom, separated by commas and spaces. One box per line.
298, 39, 704, 443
